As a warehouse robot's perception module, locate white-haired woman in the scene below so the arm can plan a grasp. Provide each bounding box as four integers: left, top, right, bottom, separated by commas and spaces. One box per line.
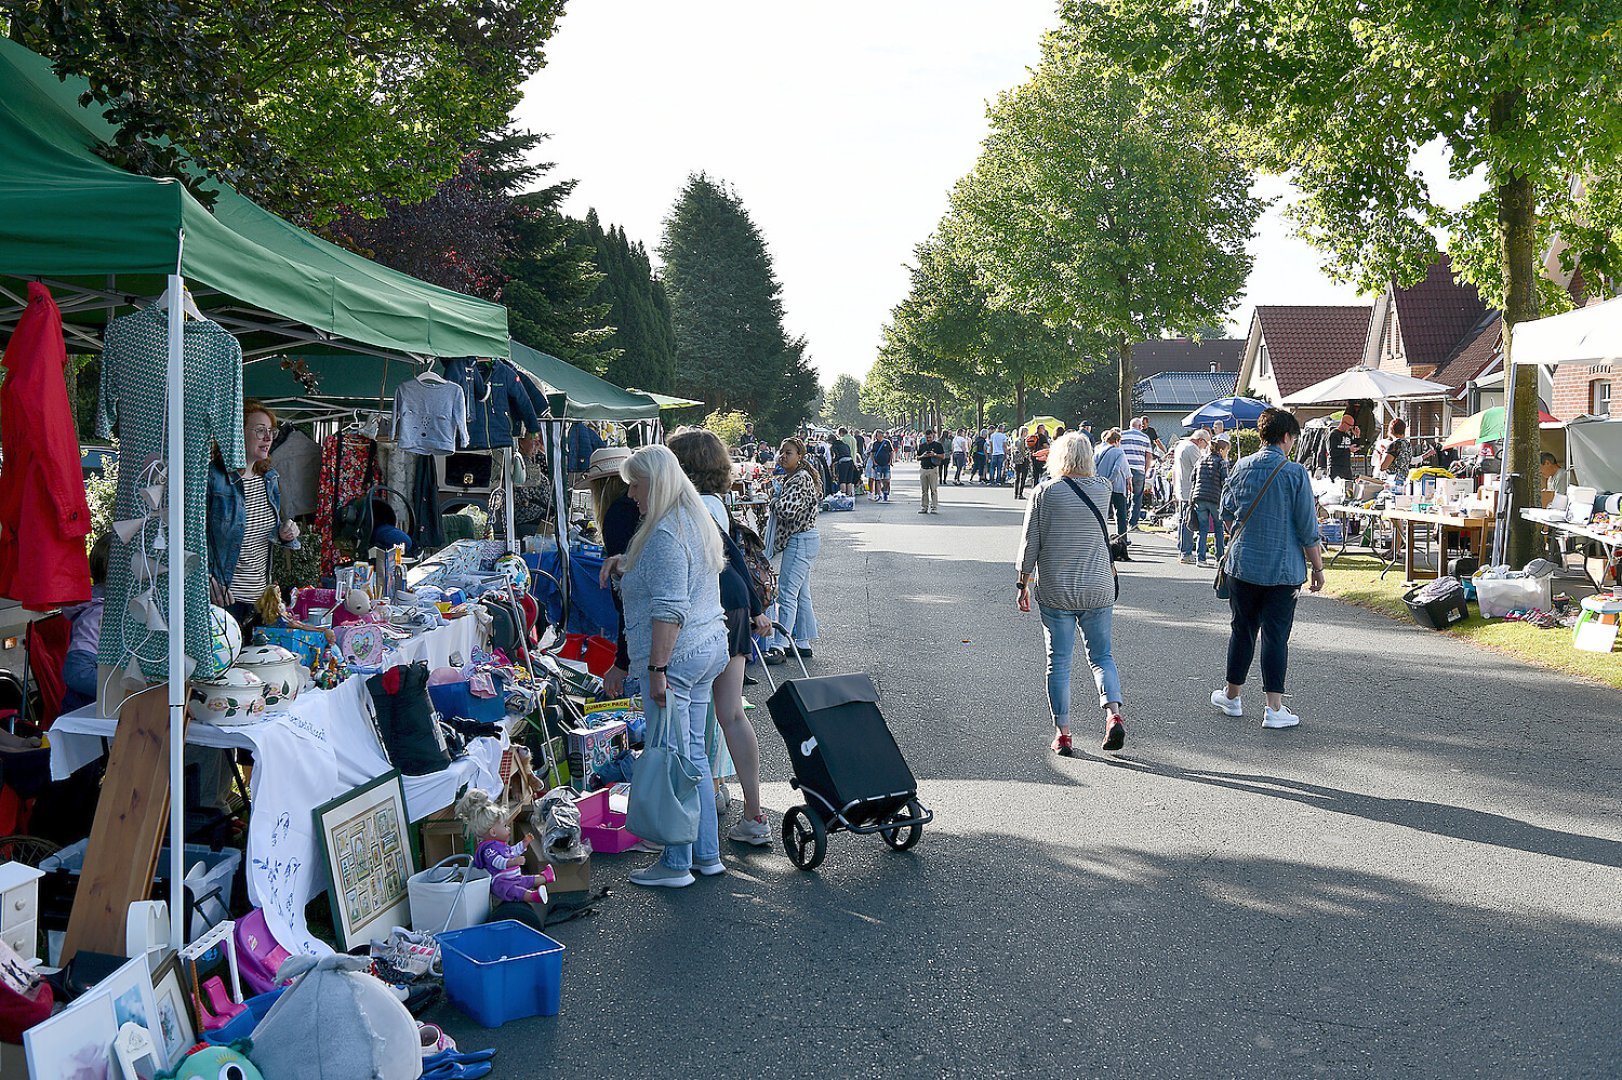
601, 445, 729, 887
1016, 432, 1126, 755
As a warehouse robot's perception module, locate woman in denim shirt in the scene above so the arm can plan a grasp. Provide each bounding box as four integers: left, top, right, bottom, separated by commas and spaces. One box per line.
602, 445, 729, 888
1212, 409, 1324, 730
207, 400, 298, 621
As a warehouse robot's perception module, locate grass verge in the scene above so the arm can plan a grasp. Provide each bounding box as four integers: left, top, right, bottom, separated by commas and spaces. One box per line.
1320, 553, 1622, 691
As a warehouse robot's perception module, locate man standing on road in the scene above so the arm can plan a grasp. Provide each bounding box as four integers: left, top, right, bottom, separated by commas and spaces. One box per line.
1096, 429, 1133, 543
1120, 418, 1153, 527
830, 426, 857, 497
988, 424, 1009, 485
1175, 429, 1212, 563
870, 429, 895, 503
1142, 417, 1166, 457
917, 429, 946, 513
951, 429, 969, 485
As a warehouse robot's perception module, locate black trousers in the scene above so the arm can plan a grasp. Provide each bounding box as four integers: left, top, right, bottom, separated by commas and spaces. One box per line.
1225, 577, 1299, 694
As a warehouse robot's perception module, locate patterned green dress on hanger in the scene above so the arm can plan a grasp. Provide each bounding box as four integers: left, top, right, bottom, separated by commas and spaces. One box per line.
96, 304, 244, 682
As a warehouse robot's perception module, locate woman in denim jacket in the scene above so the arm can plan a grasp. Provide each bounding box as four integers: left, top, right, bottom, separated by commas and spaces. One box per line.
208, 400, 298, 619
1212, 409, 1323, 730
602, 445, 729, 888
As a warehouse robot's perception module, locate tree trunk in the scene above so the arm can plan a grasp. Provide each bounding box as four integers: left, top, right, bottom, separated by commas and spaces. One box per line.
1117, 335, 1135, 428
1015, 377, 1026, 433
1492, 91, 1541, 566
976, 396, 985, 430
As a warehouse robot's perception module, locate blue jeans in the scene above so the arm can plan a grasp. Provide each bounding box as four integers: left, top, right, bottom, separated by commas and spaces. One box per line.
771, 529, 820, 650
1129, 471, 1146, 526
1191, 500, 1224, 562
1110, 491, 1129, 539
1039, 605, 1122, 728
651, 638, 729, 872
989, 454, 1005, 483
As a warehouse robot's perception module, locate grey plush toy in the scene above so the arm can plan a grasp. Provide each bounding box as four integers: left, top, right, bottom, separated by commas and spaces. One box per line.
248, 954, 422, 1080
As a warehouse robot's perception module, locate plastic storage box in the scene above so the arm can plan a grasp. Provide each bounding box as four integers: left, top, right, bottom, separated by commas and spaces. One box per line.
437, 920, 566, 1027
575, 786, 642, 854
40, 841, 241, 942
1403, 584, 1469, 630
1473, 573, 1553, 619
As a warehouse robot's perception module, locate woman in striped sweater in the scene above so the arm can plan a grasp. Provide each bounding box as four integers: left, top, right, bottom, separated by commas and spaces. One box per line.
1016, 433, 1126, 755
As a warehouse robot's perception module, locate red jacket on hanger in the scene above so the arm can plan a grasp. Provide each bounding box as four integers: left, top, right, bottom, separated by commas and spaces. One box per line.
0, 283, 92, 610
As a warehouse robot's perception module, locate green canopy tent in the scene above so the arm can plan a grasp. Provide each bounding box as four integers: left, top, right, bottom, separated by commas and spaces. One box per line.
0, 37, 510, 957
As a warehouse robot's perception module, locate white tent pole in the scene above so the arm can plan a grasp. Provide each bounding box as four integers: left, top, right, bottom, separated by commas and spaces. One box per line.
504, 446, 518, 555
165, 260, 188, 953
550, 421, 571, 621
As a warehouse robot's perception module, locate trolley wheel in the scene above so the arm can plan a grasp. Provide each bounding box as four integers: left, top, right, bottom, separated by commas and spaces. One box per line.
782, 806, 827, 871
0, 835, 60, 867
879, 800, 925, 852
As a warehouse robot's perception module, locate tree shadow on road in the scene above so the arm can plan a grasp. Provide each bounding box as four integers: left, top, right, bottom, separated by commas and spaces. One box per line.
1090, 753, 1622, 869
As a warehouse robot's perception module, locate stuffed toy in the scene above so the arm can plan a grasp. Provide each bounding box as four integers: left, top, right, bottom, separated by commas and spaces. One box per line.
162, 1042, 264, 1080
248, 955, 420, 1080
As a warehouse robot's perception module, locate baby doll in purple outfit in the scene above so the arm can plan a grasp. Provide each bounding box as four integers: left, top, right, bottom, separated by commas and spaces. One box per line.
455, 788, 553, 904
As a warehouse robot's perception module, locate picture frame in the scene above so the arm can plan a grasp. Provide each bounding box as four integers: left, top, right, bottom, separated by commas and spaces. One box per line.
113, 1020, 164, 1080
23, 984, 118, 1080
151, 953, 198, 1069
313, 770, 415, 950
102, 952, 161, 1041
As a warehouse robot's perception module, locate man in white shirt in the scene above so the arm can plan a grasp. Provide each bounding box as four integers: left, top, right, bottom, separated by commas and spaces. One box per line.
987, 424, 1009, 485
951, 430, 970, 485
1174, 429, 1211, 563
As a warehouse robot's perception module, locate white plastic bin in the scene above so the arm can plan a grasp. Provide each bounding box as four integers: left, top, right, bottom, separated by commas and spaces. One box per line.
1473, 574, 1552, 619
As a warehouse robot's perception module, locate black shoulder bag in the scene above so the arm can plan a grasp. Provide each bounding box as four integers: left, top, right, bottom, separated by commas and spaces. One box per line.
1213, 458, 1287, 600
1061, 478, 1124, 598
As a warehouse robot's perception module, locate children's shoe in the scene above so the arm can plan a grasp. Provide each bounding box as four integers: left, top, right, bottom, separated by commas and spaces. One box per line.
419, 1023, 457, 1057
1262, 705, 1301, 729
1210, 688, 1243, 716
1102, 717, 1125, 752
727, 814, 772, 846
1050, 731, 1073, 757
630, 863, 695, 888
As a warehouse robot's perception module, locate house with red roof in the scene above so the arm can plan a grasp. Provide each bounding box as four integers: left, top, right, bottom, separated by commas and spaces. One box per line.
1234, 305, 1373, 422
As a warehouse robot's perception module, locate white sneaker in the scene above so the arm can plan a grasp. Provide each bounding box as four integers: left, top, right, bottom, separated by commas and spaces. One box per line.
1179, 554, 1197, 564
1210, 688, 1243, 716
726, 814, 772, 846
1262, 705, 1301, 729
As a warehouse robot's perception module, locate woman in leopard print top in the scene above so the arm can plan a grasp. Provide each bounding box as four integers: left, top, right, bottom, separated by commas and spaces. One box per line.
764, 438, 822, 665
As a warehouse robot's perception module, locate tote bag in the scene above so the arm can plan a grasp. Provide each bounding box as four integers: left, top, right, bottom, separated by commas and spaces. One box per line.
625, 693, 702, 846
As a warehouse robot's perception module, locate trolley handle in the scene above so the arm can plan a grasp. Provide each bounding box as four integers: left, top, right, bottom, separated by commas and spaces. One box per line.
754, 623, 811, 692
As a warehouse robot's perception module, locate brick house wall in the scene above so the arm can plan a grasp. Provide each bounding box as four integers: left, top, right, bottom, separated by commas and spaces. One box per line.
1550, 364, 1615, 419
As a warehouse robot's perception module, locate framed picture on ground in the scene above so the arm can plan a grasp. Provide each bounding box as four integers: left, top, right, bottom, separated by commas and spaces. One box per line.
102, 952, 160, 1040
23, 984, 118, 1080
151, 953, 198, 1069
314, 770, 415, 950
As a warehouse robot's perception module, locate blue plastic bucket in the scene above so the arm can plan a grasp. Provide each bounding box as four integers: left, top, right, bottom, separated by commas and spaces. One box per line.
436, 920, 565, 1027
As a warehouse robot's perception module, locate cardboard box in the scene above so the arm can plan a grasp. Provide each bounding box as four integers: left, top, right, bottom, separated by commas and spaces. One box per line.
564, 719, 627, 792
522, 824, 591, 895
418, 805, 468, 867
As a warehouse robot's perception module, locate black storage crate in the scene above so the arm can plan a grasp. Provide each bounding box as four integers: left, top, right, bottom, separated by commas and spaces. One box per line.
1404, 583, 1470, 630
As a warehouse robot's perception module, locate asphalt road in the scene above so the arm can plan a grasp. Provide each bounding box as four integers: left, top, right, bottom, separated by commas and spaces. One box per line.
435, 462, 1622, 1079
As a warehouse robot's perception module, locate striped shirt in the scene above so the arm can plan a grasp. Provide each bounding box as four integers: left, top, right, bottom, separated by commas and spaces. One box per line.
1016, 474, 1116, 612
1119, 429, 1152, 472
230, 473, 277, 603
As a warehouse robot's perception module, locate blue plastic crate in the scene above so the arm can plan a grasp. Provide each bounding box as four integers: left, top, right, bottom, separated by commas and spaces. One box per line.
437, 920, 565, 1027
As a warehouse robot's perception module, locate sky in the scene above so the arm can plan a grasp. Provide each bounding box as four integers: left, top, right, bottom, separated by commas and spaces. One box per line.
515, 0, 1366, 385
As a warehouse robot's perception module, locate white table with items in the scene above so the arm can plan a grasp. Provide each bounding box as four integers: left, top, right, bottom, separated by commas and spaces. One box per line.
46, 616, 505, 957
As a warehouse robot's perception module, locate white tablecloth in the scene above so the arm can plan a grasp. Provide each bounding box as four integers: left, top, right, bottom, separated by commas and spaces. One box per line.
46, 616, 501, 956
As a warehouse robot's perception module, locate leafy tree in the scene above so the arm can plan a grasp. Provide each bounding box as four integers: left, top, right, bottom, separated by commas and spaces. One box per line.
822, 374, 883, 430
659, 173, 816, 427
576, 212, 680, 392
502, 176, 617, 375
703, 409, 751, 448
1066, 0, 1622, 561
5, 0, 565, 221
945, 35, 1263, 427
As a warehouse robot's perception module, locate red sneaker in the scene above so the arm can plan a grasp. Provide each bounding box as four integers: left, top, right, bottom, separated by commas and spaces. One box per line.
1050, 731, 1073, 757
1102, 717, 1126, 752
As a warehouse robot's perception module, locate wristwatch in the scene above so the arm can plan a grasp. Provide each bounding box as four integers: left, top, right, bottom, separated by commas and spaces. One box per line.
648, 664, 669, 674
1016, 580, 1028, 591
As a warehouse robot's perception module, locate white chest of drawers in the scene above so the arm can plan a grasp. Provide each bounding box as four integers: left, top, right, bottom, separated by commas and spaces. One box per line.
0, 862, 44, 966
